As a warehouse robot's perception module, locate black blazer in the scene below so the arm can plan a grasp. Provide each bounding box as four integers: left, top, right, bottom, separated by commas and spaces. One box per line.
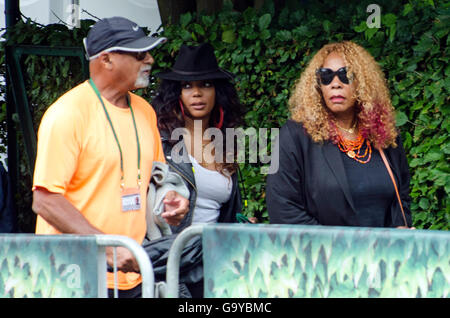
266, 120, 412, 227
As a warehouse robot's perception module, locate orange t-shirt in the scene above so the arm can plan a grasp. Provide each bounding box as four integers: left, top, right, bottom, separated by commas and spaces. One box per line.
33, 80, 165, 290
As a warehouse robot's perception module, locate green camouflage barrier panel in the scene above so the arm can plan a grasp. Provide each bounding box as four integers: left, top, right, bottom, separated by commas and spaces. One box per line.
203, 224, 449, 298
0, 234, 100, 298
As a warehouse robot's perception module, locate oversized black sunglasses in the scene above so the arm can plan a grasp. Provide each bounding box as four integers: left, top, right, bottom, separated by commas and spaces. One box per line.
316, 67, 350, 85
113, 51, 149, 61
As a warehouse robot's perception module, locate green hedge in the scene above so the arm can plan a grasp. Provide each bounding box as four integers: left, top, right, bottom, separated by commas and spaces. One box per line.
1, 0, 448, 231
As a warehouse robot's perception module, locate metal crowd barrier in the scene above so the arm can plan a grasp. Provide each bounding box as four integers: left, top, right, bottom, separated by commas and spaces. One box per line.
166, 225, 204, 298
0, 234, 155, 298
96, 235, 154, 298
165, 223, 449, 298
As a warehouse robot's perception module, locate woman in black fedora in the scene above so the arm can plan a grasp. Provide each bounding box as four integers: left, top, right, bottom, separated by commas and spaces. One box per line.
152, 43, 247, 297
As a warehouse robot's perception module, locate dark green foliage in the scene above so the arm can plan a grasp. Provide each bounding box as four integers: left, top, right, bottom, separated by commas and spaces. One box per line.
0, 19, 96, 232
150, 0, 448, 229
0, 0, 448, 231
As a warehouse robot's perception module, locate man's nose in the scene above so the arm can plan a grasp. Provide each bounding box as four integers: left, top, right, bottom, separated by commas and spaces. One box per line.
144, 52, 155, 65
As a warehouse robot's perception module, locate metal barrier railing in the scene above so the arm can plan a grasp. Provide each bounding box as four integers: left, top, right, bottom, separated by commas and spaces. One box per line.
0, 234, 155, 298
165, 223, 450, 298
95, 235, 155, 298
165, 225, 204, 298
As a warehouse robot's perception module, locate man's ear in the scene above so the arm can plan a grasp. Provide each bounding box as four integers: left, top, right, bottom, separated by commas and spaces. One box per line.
98, 52, 114, 70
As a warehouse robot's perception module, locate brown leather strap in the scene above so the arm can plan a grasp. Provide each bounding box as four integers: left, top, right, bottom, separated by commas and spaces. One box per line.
378, 147, 408, 227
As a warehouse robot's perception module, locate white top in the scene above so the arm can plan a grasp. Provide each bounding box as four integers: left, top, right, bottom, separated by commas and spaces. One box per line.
189, 155, 233, 224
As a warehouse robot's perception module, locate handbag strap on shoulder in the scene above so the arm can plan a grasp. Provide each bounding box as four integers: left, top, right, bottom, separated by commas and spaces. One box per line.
378, 147, 408, 227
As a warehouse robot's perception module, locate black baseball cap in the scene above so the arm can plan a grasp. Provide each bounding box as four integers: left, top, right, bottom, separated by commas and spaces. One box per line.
83, 16, 166, 60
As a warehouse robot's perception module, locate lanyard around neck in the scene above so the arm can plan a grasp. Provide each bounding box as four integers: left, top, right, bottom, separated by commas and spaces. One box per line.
89, 79, 141, 188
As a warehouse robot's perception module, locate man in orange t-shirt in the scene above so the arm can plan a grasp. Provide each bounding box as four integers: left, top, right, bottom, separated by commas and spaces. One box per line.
32, 17, 189, 297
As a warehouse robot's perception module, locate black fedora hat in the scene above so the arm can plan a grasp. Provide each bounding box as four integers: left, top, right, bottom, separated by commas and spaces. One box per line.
156, 43, 234, 81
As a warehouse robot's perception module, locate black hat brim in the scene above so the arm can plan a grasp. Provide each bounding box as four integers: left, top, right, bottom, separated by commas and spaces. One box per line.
155, 69, 234, 81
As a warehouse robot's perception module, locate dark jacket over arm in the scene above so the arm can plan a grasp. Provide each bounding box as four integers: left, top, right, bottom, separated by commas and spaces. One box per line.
161, 133, 241, 234
266, 120, 412, 227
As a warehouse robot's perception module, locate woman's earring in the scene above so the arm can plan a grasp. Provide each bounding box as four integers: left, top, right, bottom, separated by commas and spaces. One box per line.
179, 99, 185, 117
215, 106, 224, 129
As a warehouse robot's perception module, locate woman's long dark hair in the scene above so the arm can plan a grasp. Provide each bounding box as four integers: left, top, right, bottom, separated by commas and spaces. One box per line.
152, 78, 245, 175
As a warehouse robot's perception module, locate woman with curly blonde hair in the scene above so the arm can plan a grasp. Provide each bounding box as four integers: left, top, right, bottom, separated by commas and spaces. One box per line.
267, 41, 413, 228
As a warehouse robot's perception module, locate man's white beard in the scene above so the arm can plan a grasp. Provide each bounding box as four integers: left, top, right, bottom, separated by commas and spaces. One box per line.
134, 65, 151, 88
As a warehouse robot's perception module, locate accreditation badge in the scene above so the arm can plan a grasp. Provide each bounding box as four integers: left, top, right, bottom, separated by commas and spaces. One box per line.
121, 187, 141, 212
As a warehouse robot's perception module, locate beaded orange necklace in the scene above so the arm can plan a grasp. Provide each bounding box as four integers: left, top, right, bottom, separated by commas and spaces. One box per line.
337, 132, 372, 163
